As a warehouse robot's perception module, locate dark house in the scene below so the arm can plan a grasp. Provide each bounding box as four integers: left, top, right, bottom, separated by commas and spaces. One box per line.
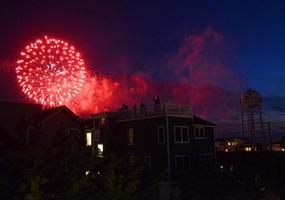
85, 100, 216, 180
0, 102, 83, 155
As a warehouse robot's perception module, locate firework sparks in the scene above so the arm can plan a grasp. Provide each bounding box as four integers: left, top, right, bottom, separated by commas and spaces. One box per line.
16, 36, 86, 107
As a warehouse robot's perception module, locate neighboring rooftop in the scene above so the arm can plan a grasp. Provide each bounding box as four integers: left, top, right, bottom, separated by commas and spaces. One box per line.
34, 106, 64, 123
193, 115, 216, 126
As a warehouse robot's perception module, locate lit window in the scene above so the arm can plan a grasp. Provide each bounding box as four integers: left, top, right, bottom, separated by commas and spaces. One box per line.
85, 170, 90, 175
157, 126, 165, 144
227, 142, 231, 146
127, 128, 134, 145
144, 156, 151, 169
86, 132, 92, 146
245, 147, 252, 152
282, 148, 285, 152
174, 126, 189, 143
225, 148, 229, 152
175, 155, 190, 172
194, 127, 205, 139
97, 144, 103, 157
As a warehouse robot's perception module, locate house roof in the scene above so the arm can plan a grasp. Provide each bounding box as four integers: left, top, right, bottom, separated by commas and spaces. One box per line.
34, 106, 81, 125
35, 106, 63, 123
193, 115, 216, 126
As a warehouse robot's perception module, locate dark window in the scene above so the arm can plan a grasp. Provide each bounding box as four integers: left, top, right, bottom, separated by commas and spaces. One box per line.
26, 126, 36, 145
195, 128, 199, 138
175, 127, 181, 142
157, 126, 165, 144
194, 127, 205, 139
183, 156, 190, 170
199, 154, 211, 167
94, 129, 100, 141
174, 126, 189, 143
127, 128, 134, 145
200, 128, 205, 137
182, 128, 188, 141
144, 156, 151, 169
176, 157, 183, 171
94, 119, 100, 129
175, 155, 190, 172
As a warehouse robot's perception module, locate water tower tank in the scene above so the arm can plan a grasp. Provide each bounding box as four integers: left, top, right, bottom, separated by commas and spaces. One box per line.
241, 89, 262, 108
240, 89, 265, 147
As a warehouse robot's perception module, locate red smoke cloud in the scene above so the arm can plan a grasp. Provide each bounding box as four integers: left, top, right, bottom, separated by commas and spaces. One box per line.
75, 74, 159, 116
67, 28, 241, 122
69, 72, 156, 116
167, 28, 241, 121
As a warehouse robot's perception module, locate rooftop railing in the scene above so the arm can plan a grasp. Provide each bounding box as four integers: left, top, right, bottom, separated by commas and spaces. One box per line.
117, 103, 192, 120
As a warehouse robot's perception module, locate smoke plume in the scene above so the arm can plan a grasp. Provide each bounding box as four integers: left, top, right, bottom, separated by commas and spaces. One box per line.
70, 28, 241, 122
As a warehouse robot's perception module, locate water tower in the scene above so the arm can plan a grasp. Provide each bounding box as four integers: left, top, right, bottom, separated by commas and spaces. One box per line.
240, 89, 264, 144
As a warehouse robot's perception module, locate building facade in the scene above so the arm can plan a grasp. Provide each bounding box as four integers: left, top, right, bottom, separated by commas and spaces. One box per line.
85, 102, 216, 180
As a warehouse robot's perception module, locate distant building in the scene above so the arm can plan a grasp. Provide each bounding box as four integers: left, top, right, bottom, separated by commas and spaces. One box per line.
271, 143, 285, 152
271, 137, 285, 151
85, 101, 216, 180
213, 136, 285, 152
215, 137, 249, 152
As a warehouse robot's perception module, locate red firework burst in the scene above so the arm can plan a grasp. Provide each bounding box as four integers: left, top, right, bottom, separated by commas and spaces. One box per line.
16, 36, 86, 107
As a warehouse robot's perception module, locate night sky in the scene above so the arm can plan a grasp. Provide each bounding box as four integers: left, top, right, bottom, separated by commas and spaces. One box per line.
1, 0, 285, 127
0, 0, 285, 96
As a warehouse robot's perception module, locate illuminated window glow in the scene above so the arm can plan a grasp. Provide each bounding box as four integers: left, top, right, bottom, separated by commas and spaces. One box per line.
245, 147, 252, 152
86, 132, 92, 146
97, 144, 103, 157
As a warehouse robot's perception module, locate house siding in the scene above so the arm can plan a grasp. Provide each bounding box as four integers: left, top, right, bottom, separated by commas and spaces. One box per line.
86, 111, 215, 180
39, 109, 82, 151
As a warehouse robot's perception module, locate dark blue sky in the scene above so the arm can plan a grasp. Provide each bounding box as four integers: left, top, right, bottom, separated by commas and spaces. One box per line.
1, 0, 285, 97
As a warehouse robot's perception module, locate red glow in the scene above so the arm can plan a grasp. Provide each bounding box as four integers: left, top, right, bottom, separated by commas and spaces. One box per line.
68, 29, 240, 120
16, 36, 87, 107
168, 28, 241, 120
69, 73, 155, 116
15, 29, 240, 122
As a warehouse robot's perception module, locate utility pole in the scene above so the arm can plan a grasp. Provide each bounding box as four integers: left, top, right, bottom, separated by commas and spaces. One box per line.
267, 122, 272, 151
